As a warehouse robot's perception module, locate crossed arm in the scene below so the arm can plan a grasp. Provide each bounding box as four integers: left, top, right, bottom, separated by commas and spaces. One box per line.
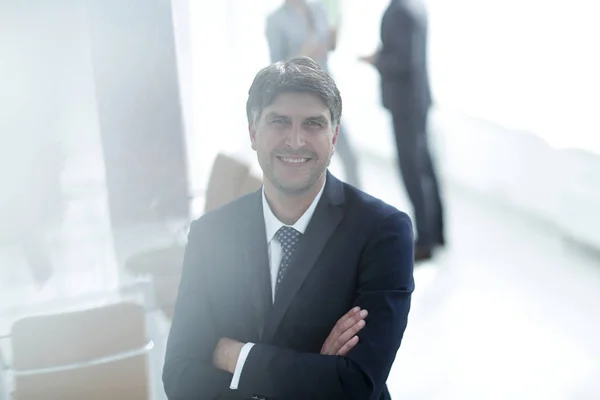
163, 212, 414, 399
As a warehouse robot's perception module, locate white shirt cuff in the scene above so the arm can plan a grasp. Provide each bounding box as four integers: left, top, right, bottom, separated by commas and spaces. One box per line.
229, 342, 255, 390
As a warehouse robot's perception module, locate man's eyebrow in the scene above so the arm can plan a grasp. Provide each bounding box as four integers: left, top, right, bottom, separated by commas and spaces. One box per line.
264, 112, 289, 119
305, 115, 330, 123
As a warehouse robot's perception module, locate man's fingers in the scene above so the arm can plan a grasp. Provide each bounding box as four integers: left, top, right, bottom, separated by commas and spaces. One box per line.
334, 309, 368, 337
336, 335, 359, 356
337, 308, 367, 330
321, 307, 368, 355
336, 307, 361, 326
334, 318, 366, 350
331, 307, 360, 334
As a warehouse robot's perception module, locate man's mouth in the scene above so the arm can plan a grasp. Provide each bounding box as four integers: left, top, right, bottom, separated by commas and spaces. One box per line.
277, 156, 311, 165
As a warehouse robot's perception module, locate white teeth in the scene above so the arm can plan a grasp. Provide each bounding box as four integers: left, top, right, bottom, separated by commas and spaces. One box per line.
280, 157, 308, 164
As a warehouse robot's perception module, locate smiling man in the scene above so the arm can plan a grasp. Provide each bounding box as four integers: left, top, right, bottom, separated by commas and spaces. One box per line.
163, 57, 415, 400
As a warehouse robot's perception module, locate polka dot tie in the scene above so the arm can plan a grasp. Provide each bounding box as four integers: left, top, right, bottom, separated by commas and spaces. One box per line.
274, 226, 302, 293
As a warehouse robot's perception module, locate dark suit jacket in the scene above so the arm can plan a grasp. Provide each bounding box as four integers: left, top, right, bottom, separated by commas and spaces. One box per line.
163, 172, 415, 400
377, 0, 432, 132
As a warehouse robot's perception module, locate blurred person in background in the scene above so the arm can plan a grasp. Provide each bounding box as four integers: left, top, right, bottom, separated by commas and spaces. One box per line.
163, 57, 414, 400
265, 0, 362, 188
360, 0, 444, 261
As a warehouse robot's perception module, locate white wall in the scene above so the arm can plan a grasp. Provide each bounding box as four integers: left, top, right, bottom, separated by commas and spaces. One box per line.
431, 110, 600, 251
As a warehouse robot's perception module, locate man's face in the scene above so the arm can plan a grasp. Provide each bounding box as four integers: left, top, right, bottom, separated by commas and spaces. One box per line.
249, 92, 338, 196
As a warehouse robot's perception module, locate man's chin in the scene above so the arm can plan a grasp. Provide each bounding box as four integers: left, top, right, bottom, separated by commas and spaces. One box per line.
266, 167, 326, 196
274, 181, 312, 196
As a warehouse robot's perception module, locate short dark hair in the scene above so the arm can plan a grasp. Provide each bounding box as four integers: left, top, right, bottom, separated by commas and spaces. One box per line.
246, 57, 342, 126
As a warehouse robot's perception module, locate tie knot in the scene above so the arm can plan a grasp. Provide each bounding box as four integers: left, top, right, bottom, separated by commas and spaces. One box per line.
275, 226, 301, 247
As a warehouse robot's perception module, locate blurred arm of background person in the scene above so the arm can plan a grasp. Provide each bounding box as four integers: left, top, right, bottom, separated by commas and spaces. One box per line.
265, 12, 288, 63
359, 4, 412, 75
299, 36, 329, 60
308, 2, 338, 56
321, 0, 341, 50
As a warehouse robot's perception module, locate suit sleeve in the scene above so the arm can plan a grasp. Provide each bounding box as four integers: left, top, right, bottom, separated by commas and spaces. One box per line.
162, 220, 232, 399
237, 212, 415, 399
375, 8, 413, 75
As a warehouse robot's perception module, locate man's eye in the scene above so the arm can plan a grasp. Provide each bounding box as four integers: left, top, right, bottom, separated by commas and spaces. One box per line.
306, 121, 323, 127
271, 119, 287, 125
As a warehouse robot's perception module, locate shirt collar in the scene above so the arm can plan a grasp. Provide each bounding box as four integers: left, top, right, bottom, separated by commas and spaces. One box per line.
262, 176, 326, 244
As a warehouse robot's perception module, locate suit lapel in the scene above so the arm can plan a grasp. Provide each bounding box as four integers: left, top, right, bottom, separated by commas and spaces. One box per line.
262, 172, 345, 342
239, 190, 272, 341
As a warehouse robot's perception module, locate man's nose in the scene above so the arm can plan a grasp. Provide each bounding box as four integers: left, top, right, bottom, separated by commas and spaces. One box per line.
285, 125, 306, 150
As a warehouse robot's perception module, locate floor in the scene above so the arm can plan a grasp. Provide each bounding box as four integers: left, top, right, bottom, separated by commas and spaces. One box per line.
353, 154, 600, 400
2, 1, 600, 399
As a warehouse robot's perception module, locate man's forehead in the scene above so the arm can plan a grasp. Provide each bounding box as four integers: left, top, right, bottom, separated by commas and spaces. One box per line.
265, 92, 329, 116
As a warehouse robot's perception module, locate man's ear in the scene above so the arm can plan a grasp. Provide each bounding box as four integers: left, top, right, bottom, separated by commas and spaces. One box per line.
332, 124, 340, 146
249, 123, 257, 151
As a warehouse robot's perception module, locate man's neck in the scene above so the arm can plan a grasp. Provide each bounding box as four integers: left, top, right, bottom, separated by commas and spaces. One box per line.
264, 175, 325, 225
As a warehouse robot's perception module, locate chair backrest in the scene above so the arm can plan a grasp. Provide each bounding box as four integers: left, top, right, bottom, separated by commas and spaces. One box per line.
10, 302, 150, 400
204, 154, 262, 213
122, 155, 263, 321
238, 173, 263, 198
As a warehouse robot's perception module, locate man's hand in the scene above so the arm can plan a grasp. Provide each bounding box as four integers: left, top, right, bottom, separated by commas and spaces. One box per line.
213, 307, 367, 374
299, 39, 319, 57
213, 338, 245, 374
358, 51, 379, 65
321, 307, 368, 356
329, 28, 339, 51
299, 37, 329, 59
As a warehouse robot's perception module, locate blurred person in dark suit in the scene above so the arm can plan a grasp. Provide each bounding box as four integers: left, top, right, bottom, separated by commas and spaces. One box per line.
360, 0, 445, 261
163, 57, 414, 399
265, 0, 362, 188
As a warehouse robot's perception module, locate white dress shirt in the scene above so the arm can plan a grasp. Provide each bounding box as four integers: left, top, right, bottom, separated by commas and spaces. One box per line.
229, 179, 326, 390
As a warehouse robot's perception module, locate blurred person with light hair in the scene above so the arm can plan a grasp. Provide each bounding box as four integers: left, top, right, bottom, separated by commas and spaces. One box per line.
360, 0, 444, 261
265, 0, 362, 188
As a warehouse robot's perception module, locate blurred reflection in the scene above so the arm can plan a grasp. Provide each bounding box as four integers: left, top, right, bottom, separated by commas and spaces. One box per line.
0, 134, 63, 286
0, 13, 66, 286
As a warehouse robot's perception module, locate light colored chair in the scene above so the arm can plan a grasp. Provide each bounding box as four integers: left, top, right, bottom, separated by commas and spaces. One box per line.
8, 302, 152, 400
126, 153, 262, 319
203, 153, 262, 212
238, 173, 263, 200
